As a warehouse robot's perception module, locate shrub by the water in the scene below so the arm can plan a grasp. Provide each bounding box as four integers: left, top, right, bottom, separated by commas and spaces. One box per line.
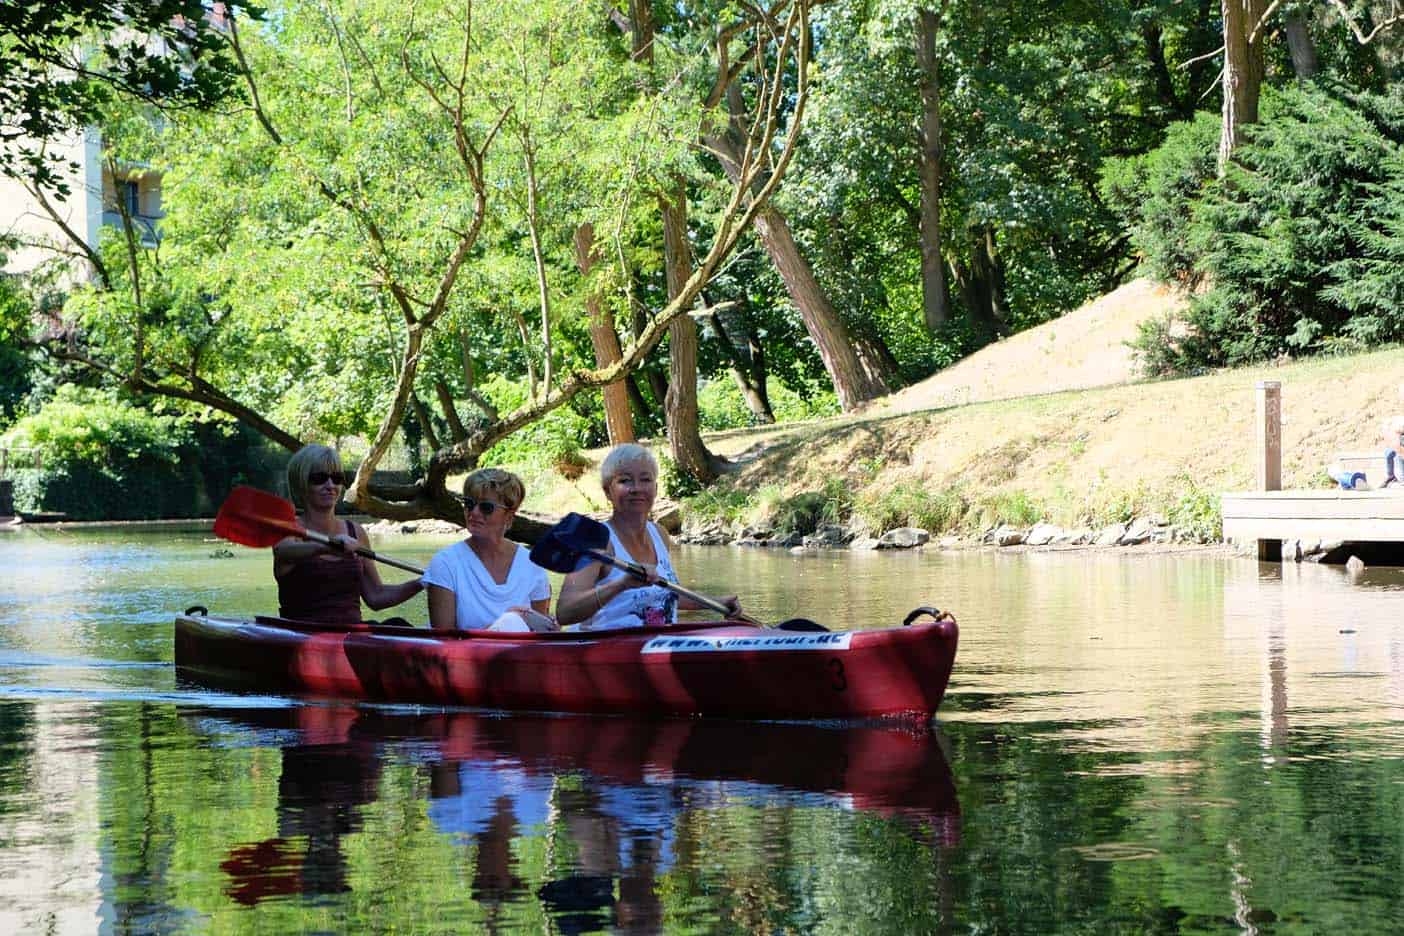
3, 387, 282, 520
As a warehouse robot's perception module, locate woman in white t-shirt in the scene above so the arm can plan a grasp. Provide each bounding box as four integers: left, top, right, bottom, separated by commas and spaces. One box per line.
423, 468, 555, 632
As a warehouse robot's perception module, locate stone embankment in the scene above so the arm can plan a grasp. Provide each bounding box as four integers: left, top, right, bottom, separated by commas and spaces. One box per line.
676, 515, 1241, 555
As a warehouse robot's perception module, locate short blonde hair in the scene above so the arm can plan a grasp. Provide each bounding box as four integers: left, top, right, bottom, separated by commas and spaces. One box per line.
286, 443, 343, 508
463, 467, 525, 511
599, 443, 658, 492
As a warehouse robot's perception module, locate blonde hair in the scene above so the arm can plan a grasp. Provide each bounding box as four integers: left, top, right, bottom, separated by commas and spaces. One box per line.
463, 467, 525, 511
286, 443, 343, 508
599, 443, 658, 492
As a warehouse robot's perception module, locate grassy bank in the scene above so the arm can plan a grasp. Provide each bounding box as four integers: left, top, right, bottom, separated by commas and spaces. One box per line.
501, 346, 1404, 543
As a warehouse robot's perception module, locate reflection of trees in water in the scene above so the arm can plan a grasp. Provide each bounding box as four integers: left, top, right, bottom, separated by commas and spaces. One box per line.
0, 700, 34, 815
540, 781, 665, 936
219, 738, 381, 907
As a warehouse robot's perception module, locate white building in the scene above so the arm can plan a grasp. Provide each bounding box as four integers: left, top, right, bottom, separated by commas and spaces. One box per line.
0, 126, 163, 279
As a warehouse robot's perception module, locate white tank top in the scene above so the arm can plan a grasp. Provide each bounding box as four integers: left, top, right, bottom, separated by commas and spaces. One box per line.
585, 521, 679, 630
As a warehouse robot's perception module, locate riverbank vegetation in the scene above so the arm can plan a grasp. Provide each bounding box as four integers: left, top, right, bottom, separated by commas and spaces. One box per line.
3, 3, 1404, 526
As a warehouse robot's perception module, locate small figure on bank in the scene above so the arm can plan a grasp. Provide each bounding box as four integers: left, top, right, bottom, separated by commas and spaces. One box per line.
423, 468, 555, 632
555, 444, 739, 630
274, 444, 424, 623
1384, 417, 1404, 487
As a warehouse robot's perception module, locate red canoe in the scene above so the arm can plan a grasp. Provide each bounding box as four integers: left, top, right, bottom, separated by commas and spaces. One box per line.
174, 611, 958, 720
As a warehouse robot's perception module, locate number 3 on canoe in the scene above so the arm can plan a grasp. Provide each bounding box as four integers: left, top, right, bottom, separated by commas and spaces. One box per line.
829, 658, 847, 692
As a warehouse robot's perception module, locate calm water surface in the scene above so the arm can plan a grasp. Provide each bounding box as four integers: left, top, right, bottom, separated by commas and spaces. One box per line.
3, 524, 1404, 933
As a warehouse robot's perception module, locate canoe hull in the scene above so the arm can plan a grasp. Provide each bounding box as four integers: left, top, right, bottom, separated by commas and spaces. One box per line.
174, 613, 958, 720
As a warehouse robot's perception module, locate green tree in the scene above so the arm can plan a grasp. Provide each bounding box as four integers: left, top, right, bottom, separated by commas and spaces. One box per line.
25, 0, 816, 526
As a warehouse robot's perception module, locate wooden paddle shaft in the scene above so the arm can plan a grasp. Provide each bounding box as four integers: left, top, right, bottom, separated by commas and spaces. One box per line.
301, 526, 425, 575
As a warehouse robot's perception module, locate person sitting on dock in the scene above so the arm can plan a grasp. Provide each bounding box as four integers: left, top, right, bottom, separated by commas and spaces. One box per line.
1385, 417, 1404, 488
274, 444, 424, 623
555, 444, 739, 630
423, 468, 555, 632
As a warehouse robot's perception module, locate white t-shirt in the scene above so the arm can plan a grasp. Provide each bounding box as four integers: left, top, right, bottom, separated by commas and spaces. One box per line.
422, 540, 550, 631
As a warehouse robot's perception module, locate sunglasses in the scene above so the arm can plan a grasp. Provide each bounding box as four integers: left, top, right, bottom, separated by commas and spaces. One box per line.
308, 471, 347, 487
464, 496, 511, 516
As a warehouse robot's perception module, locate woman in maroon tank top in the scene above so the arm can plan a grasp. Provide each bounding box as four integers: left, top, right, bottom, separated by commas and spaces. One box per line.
273, 444, 423, 623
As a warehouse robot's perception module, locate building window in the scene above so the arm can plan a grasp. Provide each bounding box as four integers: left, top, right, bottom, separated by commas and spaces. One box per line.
119, 179, 141, 217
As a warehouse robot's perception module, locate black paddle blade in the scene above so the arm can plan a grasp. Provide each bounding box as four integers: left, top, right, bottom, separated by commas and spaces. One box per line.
530, 512, 612, 574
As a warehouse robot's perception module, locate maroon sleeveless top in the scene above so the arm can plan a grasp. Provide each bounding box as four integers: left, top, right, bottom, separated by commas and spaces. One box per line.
276, 519, 363, 623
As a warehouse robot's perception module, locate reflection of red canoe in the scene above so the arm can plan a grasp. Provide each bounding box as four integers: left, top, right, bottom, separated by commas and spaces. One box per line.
175, 612, 958, 720
193, 705, 961, 835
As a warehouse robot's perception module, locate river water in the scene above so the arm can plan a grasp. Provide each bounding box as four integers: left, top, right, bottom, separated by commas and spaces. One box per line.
2, 524, 1403, 934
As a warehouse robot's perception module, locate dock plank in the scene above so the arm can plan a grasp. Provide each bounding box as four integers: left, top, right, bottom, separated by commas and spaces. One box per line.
1222, 489, 1404, 543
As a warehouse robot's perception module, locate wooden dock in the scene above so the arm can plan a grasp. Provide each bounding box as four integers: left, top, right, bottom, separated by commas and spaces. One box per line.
1224, 380, 1404, 560
1222, 489, 1404, 544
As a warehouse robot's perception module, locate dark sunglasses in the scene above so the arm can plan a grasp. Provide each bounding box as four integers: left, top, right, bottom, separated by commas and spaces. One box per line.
464, 496, 511, 516
308, 471, 347, 487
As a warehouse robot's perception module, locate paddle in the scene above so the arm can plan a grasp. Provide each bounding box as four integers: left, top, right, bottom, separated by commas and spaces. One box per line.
214, 485, 425, 575
531, 512, 827, 631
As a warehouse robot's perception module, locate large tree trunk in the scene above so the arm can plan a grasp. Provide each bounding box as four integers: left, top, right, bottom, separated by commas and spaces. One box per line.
750, 206, 891, 409
915, 7, 953, 335
1283, 13, 1318, 79
706, 89, 890, 411
573, 223, 635, 444
1142, 20, 1190, 118
1219, 0, 1269, 174
953, 226, 1009, 341
660, 186, 722, 483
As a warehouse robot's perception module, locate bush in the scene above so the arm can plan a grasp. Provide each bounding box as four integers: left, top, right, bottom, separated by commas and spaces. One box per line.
478, 374, 596, 473
1106, 82, 1404, 374
2, 387, 283, 520
854, 483, 971, 535
696, 376, 839, 432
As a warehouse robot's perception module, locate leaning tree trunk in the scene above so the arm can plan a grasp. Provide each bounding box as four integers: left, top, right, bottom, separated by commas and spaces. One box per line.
660, 186, 722, 483
915, 7, 953, 335
574, 222, 635, 445
1219, 0, 1269, 174
705, 87, 890, 411
749, 206, 891, 409
705, 301, 774, 424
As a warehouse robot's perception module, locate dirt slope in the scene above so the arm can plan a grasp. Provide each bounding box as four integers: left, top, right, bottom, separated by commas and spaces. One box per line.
868, 278, 1185, 417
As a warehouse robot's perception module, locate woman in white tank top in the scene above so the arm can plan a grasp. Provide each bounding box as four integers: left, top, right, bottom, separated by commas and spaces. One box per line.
555, 444, 741, 630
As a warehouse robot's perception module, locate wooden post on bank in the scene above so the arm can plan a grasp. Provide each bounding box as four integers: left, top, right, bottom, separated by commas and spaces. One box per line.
1255, 380, 1282, 561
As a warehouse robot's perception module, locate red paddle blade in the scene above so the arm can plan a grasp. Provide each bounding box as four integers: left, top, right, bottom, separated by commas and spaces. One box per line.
214, 486, 304, 548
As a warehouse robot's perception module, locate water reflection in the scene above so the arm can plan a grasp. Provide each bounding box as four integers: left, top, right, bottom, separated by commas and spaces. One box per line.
194, 705, 960, 927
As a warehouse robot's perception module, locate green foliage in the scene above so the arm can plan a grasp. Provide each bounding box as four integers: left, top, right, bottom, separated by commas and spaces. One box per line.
0, 1, 249, 195
1108, 83, 1404, 374
1100, 110, 1221, 286
680, 486, 754, 528
3, 386, 188, 520
696, 377, 840, 432
1167, 481, 1222, 543
478, 375, 595, 469
974, 489, 1043, 529
2, 386, 281, 519
659, 452, 702, 501
0, 271, 33, 427
854, 482, 970, 535
771, 490, 836, 536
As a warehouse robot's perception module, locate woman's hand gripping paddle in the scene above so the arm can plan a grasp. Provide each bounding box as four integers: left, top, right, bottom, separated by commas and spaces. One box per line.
529, 513, 827, 631
215, 486, 424, 575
